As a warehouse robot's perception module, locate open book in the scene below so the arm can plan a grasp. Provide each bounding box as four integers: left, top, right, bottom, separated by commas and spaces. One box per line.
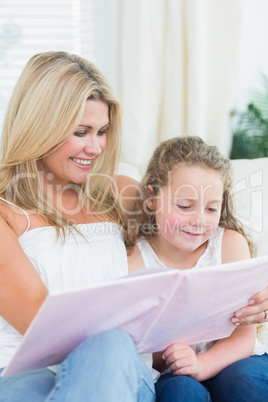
2, 255, 268, 377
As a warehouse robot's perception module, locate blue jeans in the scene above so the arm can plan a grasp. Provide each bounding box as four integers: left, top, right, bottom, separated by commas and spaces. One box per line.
0, 329, 155, 402
155, 354, 268, 402
155, 373, 212, 402
203, 353, 268, 402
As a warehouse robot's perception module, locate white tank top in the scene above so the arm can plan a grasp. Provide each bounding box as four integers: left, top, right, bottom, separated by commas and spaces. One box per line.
137, 227, 224, 270
0, 198, 128, 368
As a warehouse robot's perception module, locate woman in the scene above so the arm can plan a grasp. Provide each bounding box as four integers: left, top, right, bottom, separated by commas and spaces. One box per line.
0, 51, 155, 401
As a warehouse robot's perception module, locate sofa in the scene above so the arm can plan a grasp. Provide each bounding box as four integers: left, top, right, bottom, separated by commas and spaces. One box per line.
231, 158, 268, 347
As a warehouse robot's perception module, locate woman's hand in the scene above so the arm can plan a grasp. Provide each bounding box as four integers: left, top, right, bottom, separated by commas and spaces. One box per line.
231, 286, 268, 325
162, 342, 201, 381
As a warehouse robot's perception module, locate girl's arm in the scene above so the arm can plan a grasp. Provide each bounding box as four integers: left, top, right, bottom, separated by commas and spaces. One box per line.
221, 228, 251, 263
0, 215, 48, 335
161, 324, 255, 381
195, 325, 255, 380
193, 229, 256, 380
157, 228, 256, 380
222, 229, 268, 324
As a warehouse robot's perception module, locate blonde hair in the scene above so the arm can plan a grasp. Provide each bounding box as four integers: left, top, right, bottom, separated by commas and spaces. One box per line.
126, 136, 256, 256
0, 51, 125, 233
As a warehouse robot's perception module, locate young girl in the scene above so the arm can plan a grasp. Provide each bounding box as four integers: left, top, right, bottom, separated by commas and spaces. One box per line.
127, 136, 268, 401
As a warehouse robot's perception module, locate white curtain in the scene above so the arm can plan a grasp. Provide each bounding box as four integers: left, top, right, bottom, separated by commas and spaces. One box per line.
119, 0, 246, 170
0, 0, 120, 131
1, 1, 266, 170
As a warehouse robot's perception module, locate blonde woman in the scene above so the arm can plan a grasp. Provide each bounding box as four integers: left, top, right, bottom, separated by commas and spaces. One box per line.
0, 51, 155, 401
127, 136, 268, 402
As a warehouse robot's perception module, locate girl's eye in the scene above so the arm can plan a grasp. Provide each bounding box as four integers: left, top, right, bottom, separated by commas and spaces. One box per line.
73, 130, 87, 137
177, 205, 191, 210
207, 208, 217, 212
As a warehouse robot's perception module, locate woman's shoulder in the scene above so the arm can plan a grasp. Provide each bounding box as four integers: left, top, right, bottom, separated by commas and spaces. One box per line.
221, 228, 251, 263
127, 244, 145, 274
116, 175, 139, 215
0, 195, 32, 237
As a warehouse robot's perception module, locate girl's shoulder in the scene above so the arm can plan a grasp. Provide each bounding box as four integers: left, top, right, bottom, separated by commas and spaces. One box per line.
221, 228, 251, 263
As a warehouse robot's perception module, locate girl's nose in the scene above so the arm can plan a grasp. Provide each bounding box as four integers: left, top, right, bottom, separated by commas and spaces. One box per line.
189, 211, 206, 226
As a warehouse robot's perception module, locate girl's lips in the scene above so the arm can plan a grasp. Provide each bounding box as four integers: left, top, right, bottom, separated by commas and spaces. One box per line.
182, 230, 202, 238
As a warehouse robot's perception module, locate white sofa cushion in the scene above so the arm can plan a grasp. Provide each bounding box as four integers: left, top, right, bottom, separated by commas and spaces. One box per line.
232, 157, 268, 256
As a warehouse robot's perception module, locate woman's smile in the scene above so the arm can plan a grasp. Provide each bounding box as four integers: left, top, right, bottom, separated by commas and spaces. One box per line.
69, 157, 94, 168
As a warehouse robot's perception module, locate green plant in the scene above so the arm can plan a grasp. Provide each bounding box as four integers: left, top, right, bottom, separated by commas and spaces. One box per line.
230, 74, 268, 159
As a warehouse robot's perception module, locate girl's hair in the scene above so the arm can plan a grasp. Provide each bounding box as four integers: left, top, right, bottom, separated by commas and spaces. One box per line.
0, 51, 126, 234
126, 136, 256, 257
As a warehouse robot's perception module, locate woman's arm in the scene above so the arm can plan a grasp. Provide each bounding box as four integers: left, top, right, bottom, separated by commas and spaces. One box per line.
0, 216, 48, 335
231, 287, 268, 325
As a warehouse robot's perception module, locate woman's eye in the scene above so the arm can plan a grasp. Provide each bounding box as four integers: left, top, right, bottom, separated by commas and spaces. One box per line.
207, 208, 217, 212
73, 130, 87, 137
97, 129, 107, 136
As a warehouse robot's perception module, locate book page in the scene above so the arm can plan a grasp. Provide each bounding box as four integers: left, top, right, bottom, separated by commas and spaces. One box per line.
2, 255, 268, 377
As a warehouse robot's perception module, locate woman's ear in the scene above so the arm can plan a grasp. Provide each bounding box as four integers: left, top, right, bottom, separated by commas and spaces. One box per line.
146, 185, 156, 210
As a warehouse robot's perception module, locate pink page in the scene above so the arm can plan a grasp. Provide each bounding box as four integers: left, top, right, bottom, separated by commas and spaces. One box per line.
2, 255, 268, 377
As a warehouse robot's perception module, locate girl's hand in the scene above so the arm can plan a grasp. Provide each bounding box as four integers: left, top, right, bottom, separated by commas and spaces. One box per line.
162, 342, 201, 380
231, 287, 268, 325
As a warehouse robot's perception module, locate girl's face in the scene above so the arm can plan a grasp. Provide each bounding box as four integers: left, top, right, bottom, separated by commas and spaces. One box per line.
41, 99, 109, 188
151, 165, 223, 253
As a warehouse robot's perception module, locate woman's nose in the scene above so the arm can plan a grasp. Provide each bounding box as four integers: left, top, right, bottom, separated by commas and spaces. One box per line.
84, 134, 102, 156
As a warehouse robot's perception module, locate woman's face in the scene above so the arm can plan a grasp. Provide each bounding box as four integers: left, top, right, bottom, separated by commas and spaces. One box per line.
41, 99, 109, 188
